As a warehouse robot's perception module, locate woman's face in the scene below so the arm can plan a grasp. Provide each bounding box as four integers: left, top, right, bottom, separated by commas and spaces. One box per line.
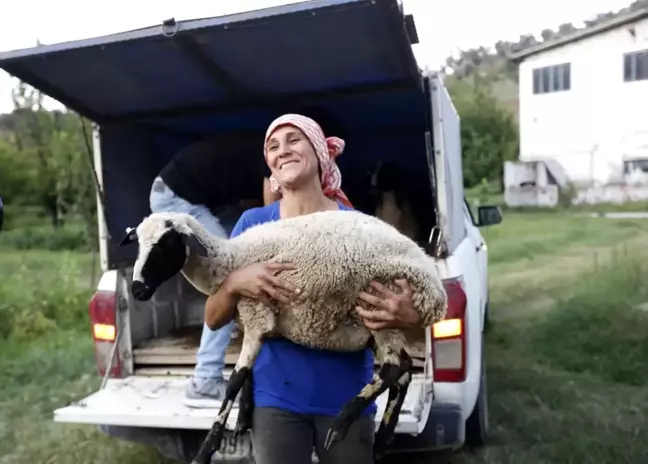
265, 125, 319, 189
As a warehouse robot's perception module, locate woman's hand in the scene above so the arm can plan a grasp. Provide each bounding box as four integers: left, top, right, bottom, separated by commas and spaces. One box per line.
355, 280, 421, 330
224, 261, 300, 309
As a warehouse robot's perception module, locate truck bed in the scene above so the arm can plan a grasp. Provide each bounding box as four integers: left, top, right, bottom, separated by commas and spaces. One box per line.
132, 325, 428, 370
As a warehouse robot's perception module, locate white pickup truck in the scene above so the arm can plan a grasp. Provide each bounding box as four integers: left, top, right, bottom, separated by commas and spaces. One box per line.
0, 0, 502, 462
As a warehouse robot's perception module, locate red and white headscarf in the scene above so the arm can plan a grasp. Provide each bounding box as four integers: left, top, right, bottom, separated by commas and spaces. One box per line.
264, 113, 353, 208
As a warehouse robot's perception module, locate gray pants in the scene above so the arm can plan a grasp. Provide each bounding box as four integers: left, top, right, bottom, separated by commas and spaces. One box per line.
251, 407, 375, 464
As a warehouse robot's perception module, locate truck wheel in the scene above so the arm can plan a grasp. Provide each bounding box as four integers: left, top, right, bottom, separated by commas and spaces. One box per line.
464, 339, 489, 447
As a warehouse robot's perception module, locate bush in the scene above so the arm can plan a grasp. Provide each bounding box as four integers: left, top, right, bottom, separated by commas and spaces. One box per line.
1, 205, 95, 251
447, 76, 519, 189
1, 204, 48, 229
0, 253, 92, 340
0, 222, 90, 252
530, 246, 648, 385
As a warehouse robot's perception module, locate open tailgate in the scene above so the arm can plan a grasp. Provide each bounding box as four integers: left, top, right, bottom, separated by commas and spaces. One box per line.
54, 374, 431, 433
54, 372, 432, 434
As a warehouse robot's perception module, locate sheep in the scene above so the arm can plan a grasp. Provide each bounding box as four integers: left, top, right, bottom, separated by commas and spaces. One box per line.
370, 161, 421, 242
118, 209, 447, 464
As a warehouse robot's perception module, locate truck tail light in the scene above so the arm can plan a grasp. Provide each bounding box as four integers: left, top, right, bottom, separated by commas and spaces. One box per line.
88, 290, 121, 378
431, 277, 467, 382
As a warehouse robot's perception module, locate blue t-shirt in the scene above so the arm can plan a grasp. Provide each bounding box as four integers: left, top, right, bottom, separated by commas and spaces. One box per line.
230, 201, 377, 416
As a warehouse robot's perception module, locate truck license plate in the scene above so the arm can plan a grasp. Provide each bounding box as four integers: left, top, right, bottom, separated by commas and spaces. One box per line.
214, 432, 252, 460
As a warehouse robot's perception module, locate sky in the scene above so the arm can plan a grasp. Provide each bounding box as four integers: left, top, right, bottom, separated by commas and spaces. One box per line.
0, 0, 634, 113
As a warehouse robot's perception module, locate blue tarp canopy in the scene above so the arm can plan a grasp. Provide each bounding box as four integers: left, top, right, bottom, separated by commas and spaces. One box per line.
0, 0, 433, 267
0, 0, 422, 129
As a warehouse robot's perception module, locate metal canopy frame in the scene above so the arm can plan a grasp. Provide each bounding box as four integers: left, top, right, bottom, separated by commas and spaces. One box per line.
112, 78, 420, 124
0, 0, 420, 126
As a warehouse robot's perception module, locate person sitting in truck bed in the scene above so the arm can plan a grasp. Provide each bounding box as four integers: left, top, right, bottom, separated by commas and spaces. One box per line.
203, 113, 423, 464
149, 133, 267, 408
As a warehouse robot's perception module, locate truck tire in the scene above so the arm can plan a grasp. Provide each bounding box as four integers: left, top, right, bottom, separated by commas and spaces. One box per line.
464, 338, 489, 447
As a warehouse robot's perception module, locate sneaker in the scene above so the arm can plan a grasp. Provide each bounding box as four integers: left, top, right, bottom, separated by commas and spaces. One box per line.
183, 377, 240, 409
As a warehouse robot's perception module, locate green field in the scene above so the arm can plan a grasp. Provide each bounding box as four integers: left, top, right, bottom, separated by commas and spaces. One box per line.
449, 211, 648, 464
1, 210, 648, 463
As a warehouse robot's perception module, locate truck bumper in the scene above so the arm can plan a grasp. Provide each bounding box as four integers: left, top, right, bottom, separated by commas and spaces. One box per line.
387, 402, 465, 453
97, 402, 464, 462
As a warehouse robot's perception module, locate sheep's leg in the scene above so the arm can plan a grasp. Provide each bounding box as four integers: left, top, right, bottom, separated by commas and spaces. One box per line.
233, 371, 254, 437
323, 359, 402, 451
191, 332, 262, 464
373, 359, 413, 461
323, 335, 411, 451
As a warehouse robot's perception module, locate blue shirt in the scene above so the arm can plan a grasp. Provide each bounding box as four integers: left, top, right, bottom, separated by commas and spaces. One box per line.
230, 201, 377, 416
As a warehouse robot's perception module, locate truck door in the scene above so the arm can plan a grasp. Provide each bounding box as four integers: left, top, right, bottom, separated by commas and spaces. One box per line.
428, 74, 484, 392
464, 200, 487, 322
427, 73, 467, 255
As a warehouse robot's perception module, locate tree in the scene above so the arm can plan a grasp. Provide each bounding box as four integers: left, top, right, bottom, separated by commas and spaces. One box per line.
65, 115, 99, 248
0, 138, 31, 203
11, 82, 63, 227
447, 76, 519, 191
9, 81, 94, 230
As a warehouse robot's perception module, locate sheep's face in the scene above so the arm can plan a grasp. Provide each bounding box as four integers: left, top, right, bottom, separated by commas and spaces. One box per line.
119, 214, 208, 301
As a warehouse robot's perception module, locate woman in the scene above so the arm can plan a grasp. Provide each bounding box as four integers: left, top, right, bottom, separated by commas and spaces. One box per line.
204, 114, 422, 464
262, 176, 281, 205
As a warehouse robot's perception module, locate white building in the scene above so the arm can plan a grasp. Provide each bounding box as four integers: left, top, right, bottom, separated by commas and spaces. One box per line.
506, 8, 648, 206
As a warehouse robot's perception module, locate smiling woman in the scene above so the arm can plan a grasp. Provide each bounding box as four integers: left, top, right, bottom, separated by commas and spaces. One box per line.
263, 113, 353, 210
199, 113, 375, 464
191, 112, 427, 464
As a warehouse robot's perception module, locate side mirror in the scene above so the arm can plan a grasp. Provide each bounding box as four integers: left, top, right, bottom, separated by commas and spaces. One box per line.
477, 205, 503, 227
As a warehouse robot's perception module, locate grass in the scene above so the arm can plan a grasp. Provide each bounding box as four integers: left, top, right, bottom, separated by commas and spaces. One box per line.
0, 249, 172, 464
442, 211, 648, 464
474, 252, 648, 463
0, 332, 171, 464
2, 208, 648, 463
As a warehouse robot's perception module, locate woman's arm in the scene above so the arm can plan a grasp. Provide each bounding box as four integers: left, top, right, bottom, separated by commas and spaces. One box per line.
204, 277, 240, 330
204, 262, 300, 330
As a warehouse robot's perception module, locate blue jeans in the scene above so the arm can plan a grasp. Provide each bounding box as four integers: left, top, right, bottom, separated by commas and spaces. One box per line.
149, 177, 236, 381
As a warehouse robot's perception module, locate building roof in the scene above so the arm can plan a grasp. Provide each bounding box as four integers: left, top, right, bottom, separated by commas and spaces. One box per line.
509, 7, 648, 62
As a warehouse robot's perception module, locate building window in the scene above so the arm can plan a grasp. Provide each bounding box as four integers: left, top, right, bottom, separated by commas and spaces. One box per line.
623, 50, 648, 82
532, 63, 571, 94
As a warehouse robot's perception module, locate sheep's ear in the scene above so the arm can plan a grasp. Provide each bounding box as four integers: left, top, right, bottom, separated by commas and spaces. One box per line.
118, 227, 137, 246
180, 233, 209, 257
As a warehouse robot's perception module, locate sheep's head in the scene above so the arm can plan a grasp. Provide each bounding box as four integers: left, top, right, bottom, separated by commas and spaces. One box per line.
118, 213, 209, 301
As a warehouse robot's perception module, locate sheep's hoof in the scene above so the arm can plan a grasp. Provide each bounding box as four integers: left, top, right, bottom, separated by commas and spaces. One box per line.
233, 416, 252, 438
373, 435, 391, 462
192, 421, 226, 464
323, 419, 351, 451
